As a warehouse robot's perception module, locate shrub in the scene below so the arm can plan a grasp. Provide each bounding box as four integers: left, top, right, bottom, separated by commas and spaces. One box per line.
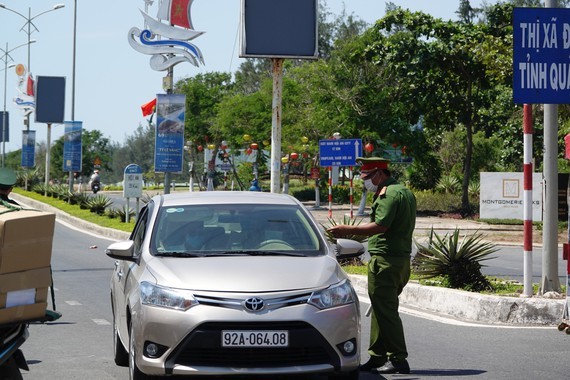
87, 194, 113, 215
435, 175, 461, 194
413, 228, 498, 292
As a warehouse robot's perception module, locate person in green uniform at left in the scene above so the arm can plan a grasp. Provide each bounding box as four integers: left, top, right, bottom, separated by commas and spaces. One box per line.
0, 168, 19, 205
328, 156, 416, 375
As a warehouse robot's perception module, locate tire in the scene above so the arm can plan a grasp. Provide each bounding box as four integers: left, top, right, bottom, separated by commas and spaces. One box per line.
113, 311, 129, 367
0, 357, 24, 380
129, 322, 150, 380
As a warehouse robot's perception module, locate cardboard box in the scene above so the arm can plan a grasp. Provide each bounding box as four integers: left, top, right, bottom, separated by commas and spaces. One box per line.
0, 267, 51, 324
0, 209, 55, 274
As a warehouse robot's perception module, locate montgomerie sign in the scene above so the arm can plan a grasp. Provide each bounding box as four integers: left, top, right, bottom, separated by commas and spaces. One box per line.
513, 8, 570, 104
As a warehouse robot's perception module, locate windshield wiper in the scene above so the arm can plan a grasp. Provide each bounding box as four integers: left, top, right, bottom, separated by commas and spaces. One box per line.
232, 250, 305, 257
155, 252, 206, 257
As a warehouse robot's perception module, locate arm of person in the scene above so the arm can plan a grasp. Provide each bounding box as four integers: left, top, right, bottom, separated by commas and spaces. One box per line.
327, 221, 387, 238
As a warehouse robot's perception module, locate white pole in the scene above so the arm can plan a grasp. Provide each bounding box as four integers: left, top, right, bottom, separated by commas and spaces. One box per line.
522, 104, 533, 297
270, 58, 283, 193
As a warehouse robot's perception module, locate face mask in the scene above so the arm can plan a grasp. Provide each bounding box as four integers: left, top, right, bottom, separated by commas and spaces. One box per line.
364, 178, 378, 193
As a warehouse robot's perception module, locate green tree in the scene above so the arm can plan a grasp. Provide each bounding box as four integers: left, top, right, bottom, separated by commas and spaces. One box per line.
357, 5, 513, 214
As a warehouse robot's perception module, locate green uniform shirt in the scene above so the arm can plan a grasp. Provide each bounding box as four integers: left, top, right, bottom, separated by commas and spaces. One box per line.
367, 177, 416, 259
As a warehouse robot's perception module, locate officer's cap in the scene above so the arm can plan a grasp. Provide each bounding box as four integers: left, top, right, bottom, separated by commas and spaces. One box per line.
356, 157, 390, 179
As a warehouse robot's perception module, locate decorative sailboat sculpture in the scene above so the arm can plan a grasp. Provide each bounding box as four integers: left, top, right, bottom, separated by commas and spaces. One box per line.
128, 0, 205, 71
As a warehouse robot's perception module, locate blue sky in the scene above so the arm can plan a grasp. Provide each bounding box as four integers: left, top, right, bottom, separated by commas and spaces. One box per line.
0, 0, 485, 158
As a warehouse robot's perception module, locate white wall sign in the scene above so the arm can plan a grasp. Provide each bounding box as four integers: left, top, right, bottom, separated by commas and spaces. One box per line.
479, 172, 543, 221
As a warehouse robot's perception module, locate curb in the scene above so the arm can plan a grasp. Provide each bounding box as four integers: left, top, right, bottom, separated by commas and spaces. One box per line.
348, 274, 565, 326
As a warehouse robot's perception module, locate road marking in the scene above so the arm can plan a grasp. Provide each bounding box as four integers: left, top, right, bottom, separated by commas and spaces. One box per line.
92, 319, 111, 325
65, 300, 83, 306
358, 295, 552, 329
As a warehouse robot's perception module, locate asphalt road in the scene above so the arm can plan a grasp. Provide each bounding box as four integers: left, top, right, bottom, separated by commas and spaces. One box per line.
17, 218, 570, 379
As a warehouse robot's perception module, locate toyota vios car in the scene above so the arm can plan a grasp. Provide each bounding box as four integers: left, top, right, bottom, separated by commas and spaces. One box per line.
106, 192, 364, 379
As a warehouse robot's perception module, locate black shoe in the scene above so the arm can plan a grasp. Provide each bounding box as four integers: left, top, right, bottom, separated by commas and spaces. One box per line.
373, 360, 411, 374
360, 357, 387, 372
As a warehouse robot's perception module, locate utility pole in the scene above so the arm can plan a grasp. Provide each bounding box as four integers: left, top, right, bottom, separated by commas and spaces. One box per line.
542, 0, 561, 293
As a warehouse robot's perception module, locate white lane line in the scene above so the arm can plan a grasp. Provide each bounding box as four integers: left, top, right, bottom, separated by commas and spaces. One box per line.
358, 295, 552, 329
92, 319, 111, 326
65, 300, 83, 306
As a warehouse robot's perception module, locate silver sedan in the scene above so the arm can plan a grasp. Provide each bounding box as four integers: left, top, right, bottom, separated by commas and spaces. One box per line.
106, 191, 364, 379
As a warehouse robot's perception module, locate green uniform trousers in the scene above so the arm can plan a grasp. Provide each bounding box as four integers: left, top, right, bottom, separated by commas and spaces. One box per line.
367, 255, 410, 362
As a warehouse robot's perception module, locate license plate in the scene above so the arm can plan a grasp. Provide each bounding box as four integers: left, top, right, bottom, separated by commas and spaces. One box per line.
222, 330, 289, 347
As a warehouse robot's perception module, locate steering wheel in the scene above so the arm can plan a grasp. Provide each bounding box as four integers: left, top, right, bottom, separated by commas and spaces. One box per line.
257, 239, 294, 250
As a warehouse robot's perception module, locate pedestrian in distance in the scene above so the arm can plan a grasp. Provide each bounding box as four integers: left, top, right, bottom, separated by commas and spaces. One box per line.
0, 167, 19, 205
327, 156, 416, 375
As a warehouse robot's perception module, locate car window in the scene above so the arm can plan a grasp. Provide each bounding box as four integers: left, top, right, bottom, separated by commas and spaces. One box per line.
150, 203, 324, 256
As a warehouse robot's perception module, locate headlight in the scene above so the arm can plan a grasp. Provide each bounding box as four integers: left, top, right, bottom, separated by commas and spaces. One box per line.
140, 281, 198, 311
308, 280, 355, 310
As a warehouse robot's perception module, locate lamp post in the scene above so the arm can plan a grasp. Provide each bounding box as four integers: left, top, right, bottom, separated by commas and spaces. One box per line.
1, 40, 36, 167
0, 3, 65, 131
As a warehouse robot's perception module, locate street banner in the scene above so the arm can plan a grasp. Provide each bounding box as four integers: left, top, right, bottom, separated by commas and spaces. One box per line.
0, 111, 8, 143
513, 7, 570, 104
154, 94, 185, 173
63, 121, 82, 172
21, 130, 35, 168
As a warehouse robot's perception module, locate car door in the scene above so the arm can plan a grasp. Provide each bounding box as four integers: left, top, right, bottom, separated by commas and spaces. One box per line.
113, 204, 151, 339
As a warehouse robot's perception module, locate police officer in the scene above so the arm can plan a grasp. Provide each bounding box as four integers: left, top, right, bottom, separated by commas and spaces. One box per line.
0, 167, 19, 205
328, 157, 416, 375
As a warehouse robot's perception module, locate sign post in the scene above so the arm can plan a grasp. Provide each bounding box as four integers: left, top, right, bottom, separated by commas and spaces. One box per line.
123, 164, 143, 223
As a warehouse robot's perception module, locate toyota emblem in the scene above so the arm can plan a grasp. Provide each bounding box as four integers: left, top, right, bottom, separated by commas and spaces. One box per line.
244, 297, 265, 312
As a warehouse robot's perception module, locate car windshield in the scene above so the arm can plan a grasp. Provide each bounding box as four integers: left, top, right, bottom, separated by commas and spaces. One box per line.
150, 203, 324, 257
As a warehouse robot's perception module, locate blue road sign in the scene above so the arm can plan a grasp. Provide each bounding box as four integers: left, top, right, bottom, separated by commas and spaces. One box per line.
319, 138, 362, 167
513, 7, 570, 104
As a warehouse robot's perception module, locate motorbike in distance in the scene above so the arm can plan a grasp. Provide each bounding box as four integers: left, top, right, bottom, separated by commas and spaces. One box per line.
91, 181, 101, 194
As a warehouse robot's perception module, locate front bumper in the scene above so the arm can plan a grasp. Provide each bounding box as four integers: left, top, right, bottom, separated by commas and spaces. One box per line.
134, 299, 360, 376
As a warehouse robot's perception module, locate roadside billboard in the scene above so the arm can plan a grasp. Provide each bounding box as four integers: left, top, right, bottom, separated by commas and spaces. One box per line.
480, 172, 543, 221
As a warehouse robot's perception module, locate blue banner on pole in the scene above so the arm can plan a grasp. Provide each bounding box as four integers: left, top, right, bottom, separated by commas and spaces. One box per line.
513, 7, 570, 104
63, 121, 82, 172
154, 94, 185, 173
21, 130, 35, 168
0, 111, 9, 143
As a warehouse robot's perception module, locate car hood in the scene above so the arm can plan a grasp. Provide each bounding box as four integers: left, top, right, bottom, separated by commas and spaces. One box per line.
145, 254, 347, 292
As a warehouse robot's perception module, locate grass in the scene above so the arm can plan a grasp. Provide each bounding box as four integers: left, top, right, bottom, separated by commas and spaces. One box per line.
13, 187, 135, 233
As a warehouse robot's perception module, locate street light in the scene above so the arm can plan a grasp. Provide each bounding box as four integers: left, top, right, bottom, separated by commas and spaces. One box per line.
1, 40, 36, 167
0, 3, 65, 131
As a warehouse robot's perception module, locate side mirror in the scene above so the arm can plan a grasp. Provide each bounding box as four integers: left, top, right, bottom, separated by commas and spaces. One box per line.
335, 238, 365, 260
106, 240, 136, 262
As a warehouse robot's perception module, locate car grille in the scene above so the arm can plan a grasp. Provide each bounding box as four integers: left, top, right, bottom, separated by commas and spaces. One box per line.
165, 321, 339, 369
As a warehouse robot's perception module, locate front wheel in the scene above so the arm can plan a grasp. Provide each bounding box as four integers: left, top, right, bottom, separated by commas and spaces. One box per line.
0, 357, 24, 380
129, 323, 150, 380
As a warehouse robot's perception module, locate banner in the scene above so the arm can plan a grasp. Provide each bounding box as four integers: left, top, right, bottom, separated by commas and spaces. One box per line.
154, 94, 185, 173
0, 111, 9, 143
21, 130, 36, 168
63, 121, 83, 172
